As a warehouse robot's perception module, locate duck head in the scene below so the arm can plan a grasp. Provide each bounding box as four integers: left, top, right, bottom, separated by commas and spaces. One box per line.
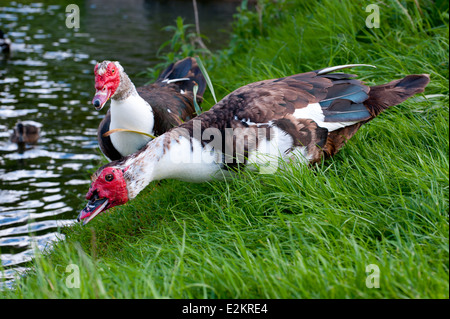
92, 61, 123, 110
78, 165, 129, 225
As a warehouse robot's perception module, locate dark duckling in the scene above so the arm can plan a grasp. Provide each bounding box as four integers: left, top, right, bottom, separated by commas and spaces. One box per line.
10, 121, 40, 153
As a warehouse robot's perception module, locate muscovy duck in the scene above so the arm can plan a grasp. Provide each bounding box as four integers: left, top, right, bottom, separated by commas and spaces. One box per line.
78, 64, 430, 224
93, 57, 206, 161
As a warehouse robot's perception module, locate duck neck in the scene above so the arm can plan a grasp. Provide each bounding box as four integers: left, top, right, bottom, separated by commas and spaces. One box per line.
122, 127, 224, 198
112, 71, 138, 101
122, 137, 165, 199
108, 70, 155, 156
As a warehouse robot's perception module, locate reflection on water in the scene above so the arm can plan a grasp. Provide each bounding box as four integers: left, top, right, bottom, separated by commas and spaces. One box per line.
0, 0, 237, 289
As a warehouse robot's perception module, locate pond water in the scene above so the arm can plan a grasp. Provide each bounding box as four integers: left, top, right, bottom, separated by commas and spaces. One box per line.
0, 0, 238, 289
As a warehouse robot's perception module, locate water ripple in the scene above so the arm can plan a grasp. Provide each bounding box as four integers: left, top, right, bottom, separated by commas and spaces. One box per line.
0, 108, 37, 118
0, 231, 67, 268
0, 219, 74, 238
0, 169, 60, 181
0, 190, 28, 204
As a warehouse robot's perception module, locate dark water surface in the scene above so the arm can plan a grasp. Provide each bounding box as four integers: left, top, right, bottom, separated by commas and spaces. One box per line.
0, 0, 237, 289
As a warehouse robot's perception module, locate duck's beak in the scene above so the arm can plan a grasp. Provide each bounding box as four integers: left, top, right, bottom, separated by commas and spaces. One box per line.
77, 191, 109, 225
92, 87, 111, 111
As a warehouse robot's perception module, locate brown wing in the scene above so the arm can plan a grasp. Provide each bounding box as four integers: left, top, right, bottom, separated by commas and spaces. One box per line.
184, 71, 340, 133
228, 73, 330, 123
137, 85, 197, 135
97, 109, 122, 161
224, 71, 371, 125
136, 57, 206, 136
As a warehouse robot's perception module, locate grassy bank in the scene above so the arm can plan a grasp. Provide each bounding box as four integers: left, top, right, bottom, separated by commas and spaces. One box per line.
1, 0, 448, 298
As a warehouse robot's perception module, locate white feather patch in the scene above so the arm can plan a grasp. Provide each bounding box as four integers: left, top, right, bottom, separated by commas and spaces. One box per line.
247, 126, 294, 174
317, 64, 376, 75
293, 103, 356, 131
97, 67, 106, 76
162, 77, 190, 84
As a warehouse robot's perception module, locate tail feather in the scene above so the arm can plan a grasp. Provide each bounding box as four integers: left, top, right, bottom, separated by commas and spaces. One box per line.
157, 57, 207, 98
158, 58, 192, 80
323, 74, 430, 159
365, 74, 430, 117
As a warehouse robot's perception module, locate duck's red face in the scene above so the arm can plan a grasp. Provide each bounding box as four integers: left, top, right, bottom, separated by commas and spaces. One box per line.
78, 166, 129, 225
92, 61, 120, 110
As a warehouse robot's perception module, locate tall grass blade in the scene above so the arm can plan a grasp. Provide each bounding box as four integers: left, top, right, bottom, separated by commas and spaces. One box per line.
195, 56, 217, 104
192, 83, 203, 115
103, 128, 156, 139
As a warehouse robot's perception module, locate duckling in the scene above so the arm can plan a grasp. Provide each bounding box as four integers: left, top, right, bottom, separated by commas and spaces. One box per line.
10, 121, 40, 153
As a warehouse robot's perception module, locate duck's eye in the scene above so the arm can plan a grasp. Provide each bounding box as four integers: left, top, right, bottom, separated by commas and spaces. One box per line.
111, 68, 115, 74
105, 174, 114, 182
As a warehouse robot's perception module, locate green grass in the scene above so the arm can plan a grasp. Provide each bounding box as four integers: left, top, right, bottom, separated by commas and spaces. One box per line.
1, 0, 448, 298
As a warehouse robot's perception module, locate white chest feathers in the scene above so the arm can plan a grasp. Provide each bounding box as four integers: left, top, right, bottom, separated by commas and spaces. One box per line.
109, 94, 155, 157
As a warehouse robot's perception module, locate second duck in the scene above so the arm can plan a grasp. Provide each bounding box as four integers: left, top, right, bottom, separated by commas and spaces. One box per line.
93, 57, 206, 161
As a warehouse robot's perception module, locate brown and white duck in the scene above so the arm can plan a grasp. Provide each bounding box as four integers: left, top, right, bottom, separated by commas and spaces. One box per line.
93, 57, 206, 161
78, 64, 430, 224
